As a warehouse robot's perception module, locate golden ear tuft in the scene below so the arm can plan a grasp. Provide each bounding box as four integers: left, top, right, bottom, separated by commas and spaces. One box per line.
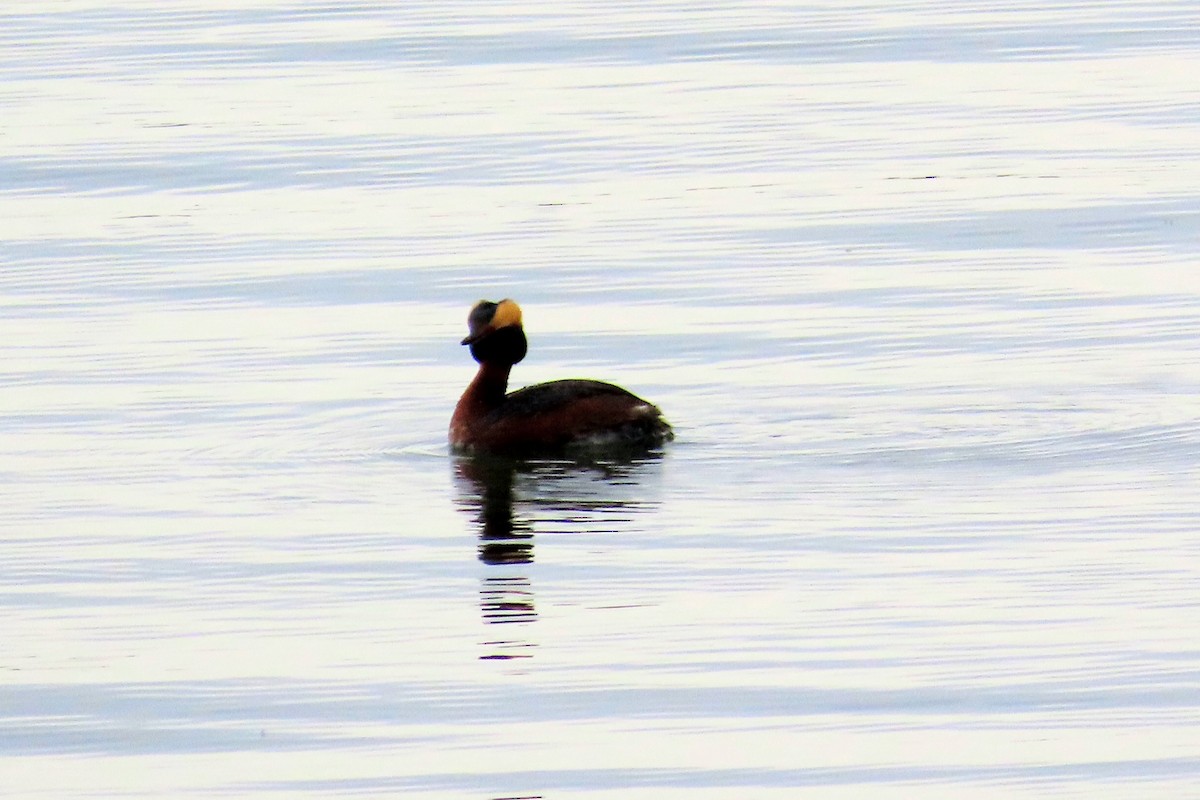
491, 298, 523, 329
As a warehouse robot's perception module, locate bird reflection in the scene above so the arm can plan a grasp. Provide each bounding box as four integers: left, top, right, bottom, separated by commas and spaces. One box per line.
455, 452, 536, 566
452, 451, 665, 661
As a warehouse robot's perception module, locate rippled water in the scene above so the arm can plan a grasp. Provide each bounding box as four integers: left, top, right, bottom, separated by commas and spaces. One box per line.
3, 1, 1199, 798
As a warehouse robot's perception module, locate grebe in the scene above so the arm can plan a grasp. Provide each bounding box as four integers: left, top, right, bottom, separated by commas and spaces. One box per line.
449, 299, 673, 455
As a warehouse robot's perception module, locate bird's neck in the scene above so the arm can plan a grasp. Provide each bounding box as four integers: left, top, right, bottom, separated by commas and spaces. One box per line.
455, 360, 512, 418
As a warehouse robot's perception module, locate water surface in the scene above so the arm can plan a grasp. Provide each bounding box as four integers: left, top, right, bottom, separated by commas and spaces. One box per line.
2, 1, 1199, 798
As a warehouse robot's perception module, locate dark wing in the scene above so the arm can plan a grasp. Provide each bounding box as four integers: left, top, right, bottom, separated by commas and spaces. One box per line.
500, 379, 645, 417
481, 379, 672, 452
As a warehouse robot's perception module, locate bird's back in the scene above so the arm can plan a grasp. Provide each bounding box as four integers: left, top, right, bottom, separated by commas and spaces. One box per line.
473, 379, 672, 454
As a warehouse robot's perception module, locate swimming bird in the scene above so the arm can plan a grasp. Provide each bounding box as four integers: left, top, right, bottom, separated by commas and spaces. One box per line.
449, 299, 673, 455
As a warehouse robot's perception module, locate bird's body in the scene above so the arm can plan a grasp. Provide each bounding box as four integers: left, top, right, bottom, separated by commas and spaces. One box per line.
449, 299, 672, 455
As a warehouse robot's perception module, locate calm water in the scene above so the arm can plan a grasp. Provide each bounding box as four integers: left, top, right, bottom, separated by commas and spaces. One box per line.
3, 2, 1199, 798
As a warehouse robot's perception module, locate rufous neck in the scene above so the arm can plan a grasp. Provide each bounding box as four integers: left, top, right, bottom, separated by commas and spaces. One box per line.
466, 360, 511, 409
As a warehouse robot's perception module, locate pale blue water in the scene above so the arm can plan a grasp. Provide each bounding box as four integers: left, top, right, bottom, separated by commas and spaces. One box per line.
2, 2, 1199, 798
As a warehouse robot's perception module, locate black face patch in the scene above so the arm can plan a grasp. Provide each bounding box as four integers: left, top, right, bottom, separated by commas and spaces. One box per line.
468, 325, 527, 366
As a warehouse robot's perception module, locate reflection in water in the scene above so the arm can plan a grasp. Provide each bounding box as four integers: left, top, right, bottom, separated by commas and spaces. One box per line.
456, 454, 537, 566
479, 575, 538, 661
480, 576, 537, 624
453, 452, 665, 660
